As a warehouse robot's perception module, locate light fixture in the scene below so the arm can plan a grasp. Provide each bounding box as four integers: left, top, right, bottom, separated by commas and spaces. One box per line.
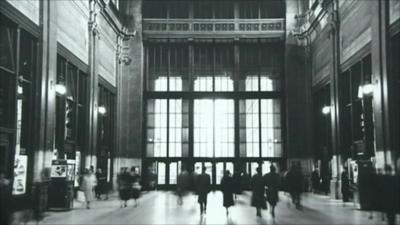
55, 84, 66, 95
358, 83, 374, 98
322, 105, 331, 115
98, 106, 107, 115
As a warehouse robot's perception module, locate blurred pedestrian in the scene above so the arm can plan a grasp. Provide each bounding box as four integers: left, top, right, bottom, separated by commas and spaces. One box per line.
196, 166, 211, 215
130, 167, 141, 207
232, 170, 242, 200
286, 162, 303, 209
311, 168, 320, 193
177, 167, 189, 205
221, 170, 234, 215
341, 167, 351, 203
0, 171, 11, 225
264, 164, 280, 218
95, 168, 107, 200
241, 172, 251, 190
81, 168, 96, 209
117, 168, 131, 208
251, 167, 267, 217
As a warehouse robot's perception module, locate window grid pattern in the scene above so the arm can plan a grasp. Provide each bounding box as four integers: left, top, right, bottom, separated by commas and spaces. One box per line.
194, 76, 213, 91
214, 100, 234, 157
245, 76, 259, 92
194, 100, 214, 157
261, 99, 282, 157
153, 99, 168, 157
245, 99, 260, 157
169, 99, 182, 157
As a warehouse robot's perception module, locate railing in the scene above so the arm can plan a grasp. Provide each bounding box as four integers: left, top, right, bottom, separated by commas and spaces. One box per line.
142, 18, 285, 39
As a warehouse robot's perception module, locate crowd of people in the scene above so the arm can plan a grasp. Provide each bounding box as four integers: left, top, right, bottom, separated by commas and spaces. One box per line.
174, 162, 306, 219
1, 161, 397, 225
116, 167, 142, 208
78, 166, 141, 209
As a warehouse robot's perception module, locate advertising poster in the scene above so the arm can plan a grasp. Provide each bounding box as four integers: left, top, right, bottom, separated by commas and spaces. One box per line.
12, 155, 28, 195
51, 160, 67, 178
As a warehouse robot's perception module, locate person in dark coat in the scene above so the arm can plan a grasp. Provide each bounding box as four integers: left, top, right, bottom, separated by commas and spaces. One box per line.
264, 164, 280, 218
341, 167, 351, 202
95, 168, 107, 200
251, 167, 267, 217
117, 168, 132, 208
311, 168, 320, 193
196, 166, 211, 215
220, 170, 234, 215
241, 172, 251, 190
232, 170, 242, 200
286, 162, 304, 209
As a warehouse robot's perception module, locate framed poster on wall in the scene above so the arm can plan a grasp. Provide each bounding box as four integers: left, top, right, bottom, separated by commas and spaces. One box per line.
12, 155, 28, 195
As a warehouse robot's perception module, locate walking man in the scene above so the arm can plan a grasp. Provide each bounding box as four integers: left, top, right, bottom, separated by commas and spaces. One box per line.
196, 166, 211, 215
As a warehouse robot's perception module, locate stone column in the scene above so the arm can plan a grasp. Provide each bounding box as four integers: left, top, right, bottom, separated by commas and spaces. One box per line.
370, 0, 393, 169
86, 0, 101, 170
284, 0, 313, 162
34, 0, 58, 181
116, 0, 144, 169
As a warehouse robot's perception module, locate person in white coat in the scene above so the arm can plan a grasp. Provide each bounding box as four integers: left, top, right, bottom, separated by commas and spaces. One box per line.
81, 168, 97, 209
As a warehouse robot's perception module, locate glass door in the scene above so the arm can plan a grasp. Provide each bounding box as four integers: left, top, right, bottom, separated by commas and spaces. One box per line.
169, 161, 181, 185
157, 161, 166, 186
262, 161, 272, 174
247, 162, 260, 176
194, 161, 213, 183
216, 162, 234, 184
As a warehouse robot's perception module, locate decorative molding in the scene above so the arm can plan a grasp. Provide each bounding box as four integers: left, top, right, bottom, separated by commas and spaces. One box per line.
89, 0, 100, 38
142, 18, 285, 39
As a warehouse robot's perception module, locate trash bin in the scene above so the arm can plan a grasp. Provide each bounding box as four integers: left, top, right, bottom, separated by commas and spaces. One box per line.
48, 160, 74, 210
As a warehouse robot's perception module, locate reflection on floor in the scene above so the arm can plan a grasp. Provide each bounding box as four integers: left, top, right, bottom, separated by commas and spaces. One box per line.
29, 191, 396, 225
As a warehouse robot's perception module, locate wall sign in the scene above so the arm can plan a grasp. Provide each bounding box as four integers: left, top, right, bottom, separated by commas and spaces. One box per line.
12, 155, 28, 195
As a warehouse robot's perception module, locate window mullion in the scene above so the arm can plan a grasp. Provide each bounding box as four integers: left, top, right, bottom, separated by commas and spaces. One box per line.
167, 99, 170, 157
258, 99, 262, 158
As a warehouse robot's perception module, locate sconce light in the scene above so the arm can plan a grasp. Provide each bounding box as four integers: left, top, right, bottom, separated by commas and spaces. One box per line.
358, 83, 374, 98
322, 105, 331, 115
55, 84, 67, 95
98, 105, 107, 115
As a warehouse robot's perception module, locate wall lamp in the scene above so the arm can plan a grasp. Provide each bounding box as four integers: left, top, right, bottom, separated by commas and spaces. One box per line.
55, 84, 67, 95
322, 105, 331, 115
358, 83, 374, 98
98, 105, 107, 115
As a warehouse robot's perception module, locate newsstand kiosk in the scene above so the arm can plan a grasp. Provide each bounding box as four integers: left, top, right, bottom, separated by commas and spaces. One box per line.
48, 159, 75, 210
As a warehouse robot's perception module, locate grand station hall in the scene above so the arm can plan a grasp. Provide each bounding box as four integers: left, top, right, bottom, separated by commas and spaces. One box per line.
0, 0, 399, 224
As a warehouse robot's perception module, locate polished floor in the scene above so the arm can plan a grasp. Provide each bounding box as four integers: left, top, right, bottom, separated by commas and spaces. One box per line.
30, 191, 396, 225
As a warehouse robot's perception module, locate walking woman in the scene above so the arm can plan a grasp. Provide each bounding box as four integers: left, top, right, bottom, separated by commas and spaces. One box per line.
251, 167, 267, 217
117, 168, 131, 207
221, 170, 234, 215
81, 168, 96, 209
264, 165, 280, 218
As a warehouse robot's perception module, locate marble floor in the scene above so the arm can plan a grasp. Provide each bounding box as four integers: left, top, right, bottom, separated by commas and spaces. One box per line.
29, 191, 397, 225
